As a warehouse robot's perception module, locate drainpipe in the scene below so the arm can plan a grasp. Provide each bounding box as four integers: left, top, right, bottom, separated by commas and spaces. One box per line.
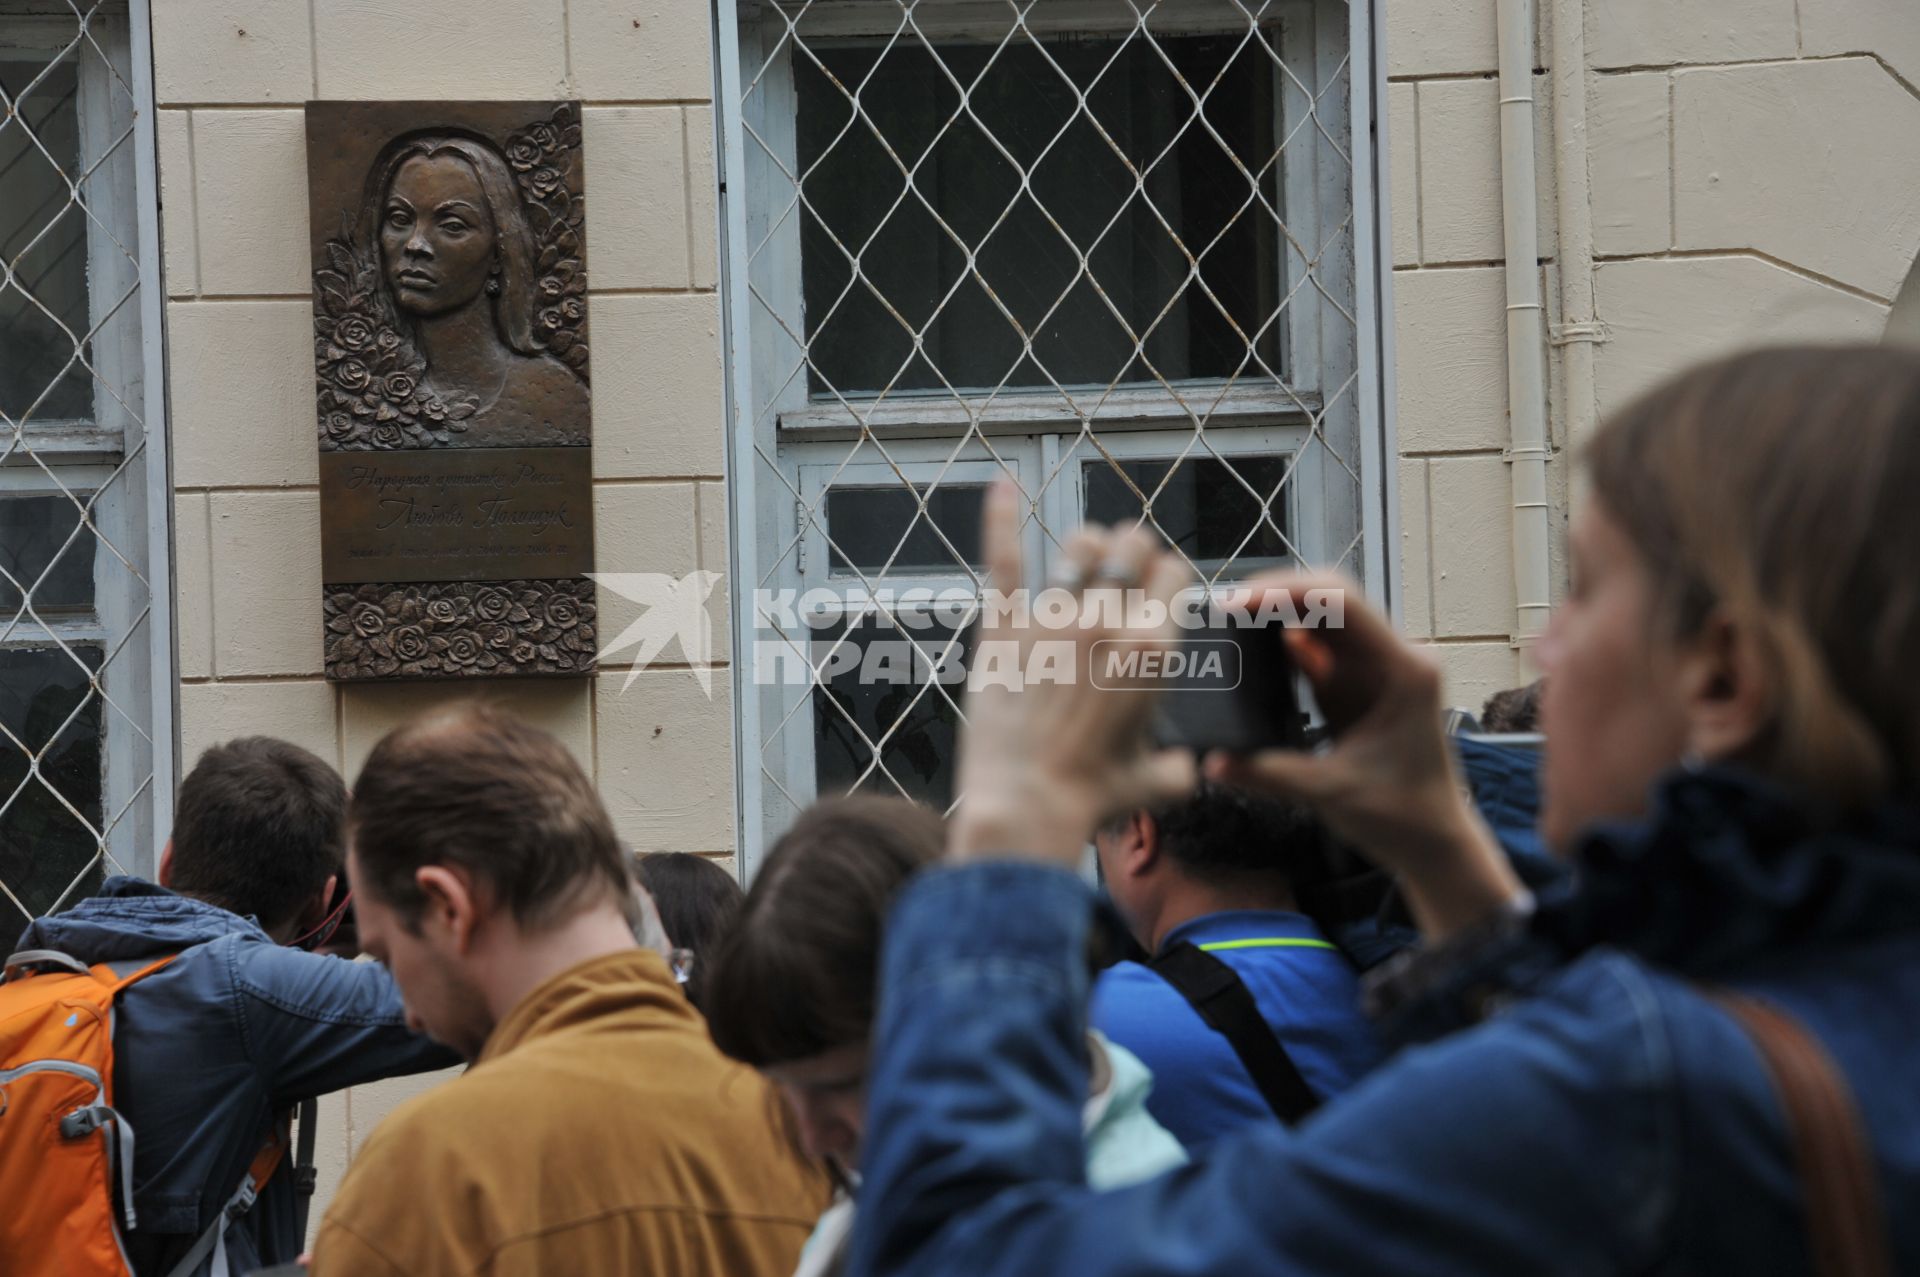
1551, 0, 1602, 503
1496, 0, 1552, 645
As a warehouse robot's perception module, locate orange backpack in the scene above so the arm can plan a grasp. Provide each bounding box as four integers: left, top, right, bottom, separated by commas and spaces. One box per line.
0, 949, 290, 1277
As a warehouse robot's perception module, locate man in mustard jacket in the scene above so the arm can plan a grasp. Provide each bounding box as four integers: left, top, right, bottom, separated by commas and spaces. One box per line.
310, 705, 827, 1277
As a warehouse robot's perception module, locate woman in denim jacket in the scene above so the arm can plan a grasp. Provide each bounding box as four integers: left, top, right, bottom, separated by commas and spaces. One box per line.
850, 346, 1920, 1276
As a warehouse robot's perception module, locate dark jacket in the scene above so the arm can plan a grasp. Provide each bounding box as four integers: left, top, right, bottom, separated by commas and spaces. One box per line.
850, 768, 1920, 1276
12, 877, 457, 1276
1316, 737, 1563, 971
1456, 735, 1562, 876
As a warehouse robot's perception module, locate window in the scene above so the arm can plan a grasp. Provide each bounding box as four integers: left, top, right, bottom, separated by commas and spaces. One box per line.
727, 0, 1373, 855
1, 1, 170, 930
795, 31, 1283, 395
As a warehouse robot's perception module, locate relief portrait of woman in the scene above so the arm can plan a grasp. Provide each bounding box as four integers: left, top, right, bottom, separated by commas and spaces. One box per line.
312, 104, 590, 451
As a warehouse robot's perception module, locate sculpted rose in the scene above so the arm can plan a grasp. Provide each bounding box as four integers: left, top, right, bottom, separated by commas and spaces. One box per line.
544, 593, 581, 630
474, 587, 513, 623
334, 316, 375, 351
349, 602, 386, 638
391, 626, 430, 662
384, 371, 417, 400
445, 634, 483, 667
335, 358, 372, 392
505, 136, 541, 171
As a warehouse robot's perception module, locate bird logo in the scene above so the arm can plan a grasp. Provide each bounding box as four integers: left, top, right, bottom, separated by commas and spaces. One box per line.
588, 571, 726, 696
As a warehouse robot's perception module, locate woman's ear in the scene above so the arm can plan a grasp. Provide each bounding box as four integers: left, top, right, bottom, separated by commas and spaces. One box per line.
1678, 610, 1774, 765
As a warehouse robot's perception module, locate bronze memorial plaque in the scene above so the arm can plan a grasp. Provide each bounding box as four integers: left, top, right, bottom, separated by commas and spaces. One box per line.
307, 100, 595, 681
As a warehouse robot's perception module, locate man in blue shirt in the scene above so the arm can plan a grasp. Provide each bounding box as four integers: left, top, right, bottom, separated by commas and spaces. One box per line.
9, 737, 456, 1276
1089, 784, 1383, 1147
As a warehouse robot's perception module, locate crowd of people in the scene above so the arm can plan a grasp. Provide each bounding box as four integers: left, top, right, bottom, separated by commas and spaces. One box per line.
4, 343, 1918, 1275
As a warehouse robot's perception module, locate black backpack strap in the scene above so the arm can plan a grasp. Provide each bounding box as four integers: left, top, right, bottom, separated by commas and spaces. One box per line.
1147, 941, 1321, 1125
292, 1098, 319, 1242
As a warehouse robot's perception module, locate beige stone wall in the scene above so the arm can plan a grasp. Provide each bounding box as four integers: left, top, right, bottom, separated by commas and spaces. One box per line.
149, 0, 728, 1222
1386, 0, 1913, 713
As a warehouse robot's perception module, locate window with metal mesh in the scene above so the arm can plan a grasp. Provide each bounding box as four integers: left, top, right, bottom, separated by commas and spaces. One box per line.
727, 0, 1368, 848
1, 0, 167, 931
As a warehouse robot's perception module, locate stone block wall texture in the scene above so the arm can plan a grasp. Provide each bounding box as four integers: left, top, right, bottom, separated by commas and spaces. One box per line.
1386, 0, 1912, 713
149, 0, 727, 1218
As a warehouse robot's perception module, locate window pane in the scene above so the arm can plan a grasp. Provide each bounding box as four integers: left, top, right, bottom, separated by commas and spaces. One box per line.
0, 645, 104, 929
826, 483, 987, 576
798, 32, 1281, 397
1084, 455, 1293, 575
0, 57, 92, 422
0, 495, 95, 614
812, 615, 968, 809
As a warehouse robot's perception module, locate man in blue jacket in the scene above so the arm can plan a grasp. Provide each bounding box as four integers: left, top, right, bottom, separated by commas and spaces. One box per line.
1089, 785, 1381, 1146
10, 737, 457, 1276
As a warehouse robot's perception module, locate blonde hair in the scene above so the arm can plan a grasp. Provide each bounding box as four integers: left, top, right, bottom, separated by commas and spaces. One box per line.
1586, 346, 1920, 808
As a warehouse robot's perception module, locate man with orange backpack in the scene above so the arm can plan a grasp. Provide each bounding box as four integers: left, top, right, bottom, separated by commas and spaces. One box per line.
1, 737, 456, 1276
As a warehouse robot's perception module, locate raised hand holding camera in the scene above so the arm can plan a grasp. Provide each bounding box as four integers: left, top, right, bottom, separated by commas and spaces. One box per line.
948, 482, 1198, 866
1204, 572, 1525, 940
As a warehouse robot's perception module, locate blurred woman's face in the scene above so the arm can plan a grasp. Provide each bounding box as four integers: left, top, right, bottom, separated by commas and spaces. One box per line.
1534, 501, 1694, 853
381, 154, 498, 318
765, 1043, 868, 1172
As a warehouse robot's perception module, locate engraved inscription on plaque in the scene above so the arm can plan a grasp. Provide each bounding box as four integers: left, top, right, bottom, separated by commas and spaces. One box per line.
309, 100, 595, 681
319, 448, 592, 585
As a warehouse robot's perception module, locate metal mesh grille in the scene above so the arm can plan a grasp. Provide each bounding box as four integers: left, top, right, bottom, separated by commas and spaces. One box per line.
728, 0, 1364, 835
0, 0, 163, 932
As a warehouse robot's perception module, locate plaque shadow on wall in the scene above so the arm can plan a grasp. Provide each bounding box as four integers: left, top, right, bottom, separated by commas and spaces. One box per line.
308, 101, 595, 681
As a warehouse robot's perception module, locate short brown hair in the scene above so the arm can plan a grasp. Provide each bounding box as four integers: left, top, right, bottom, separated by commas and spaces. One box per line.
1587, 345, 1920, 806
171, 737, 345, 932
1480, 681, 1543, 734
704, 796, 943, 1068
348, 704, 627, 929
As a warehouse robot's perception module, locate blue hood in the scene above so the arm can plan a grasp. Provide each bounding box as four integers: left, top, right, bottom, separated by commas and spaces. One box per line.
14, 875, 266, 963
1539, 766, 1920, 974
1454, 736, 1553, 873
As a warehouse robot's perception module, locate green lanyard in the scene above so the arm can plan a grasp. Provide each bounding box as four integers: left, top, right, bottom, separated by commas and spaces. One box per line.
1196, 937, 1336, 953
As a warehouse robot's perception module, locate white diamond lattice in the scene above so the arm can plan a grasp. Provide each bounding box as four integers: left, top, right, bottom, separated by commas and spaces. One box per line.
0, 0, 160, 931
732, 0, 1364, 826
